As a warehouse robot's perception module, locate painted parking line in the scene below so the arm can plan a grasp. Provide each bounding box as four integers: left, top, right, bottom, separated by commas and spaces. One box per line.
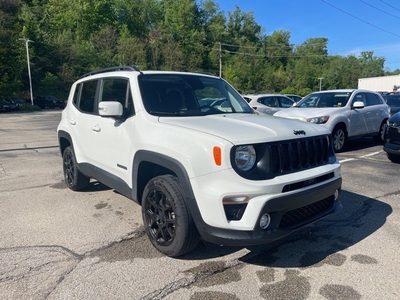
339, 151, 383, 163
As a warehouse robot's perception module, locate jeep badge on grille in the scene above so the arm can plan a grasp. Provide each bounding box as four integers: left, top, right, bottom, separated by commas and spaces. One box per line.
293, 130, 306, 135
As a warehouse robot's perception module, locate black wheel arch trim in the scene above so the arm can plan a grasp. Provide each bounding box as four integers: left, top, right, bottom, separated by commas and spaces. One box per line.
132, 150, 196, 203
57, 130, 74, 156
132, 150, 210, 235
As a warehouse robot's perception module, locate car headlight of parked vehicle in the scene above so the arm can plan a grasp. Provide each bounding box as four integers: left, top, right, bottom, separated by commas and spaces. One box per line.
306, 115, 329, 124
387, 119, 400, 127
234, 145, 256, 171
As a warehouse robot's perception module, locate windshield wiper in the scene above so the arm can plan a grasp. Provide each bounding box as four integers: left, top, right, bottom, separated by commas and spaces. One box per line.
149, 111, 183, 116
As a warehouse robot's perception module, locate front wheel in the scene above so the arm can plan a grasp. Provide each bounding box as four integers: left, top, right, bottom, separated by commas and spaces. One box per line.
332, 125, 347, 152
141, 175, 200, 257
387, 153, 400, 163
62, 146, 90, 191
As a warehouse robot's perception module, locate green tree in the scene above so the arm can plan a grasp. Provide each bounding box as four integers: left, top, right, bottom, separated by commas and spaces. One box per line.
116, 25, 148, 68
0, 0, 23, 96
226, 5, 262, 45
359, 51, 385, 78
160, 0, 205, 70
264, 30, 293, 69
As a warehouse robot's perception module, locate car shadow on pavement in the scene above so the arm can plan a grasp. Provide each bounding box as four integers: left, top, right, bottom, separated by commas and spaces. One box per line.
83, 180, 112, 192
341, 137, 381, 153
239, 189, 392, 267
182, 190, 391, 264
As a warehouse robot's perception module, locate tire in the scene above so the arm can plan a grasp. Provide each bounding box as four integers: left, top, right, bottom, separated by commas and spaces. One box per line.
387, 153, 400, 164
62, 146, 90, 191
373, 121, 387, 144
141, 175, 200, 257
332, 125, 347, 152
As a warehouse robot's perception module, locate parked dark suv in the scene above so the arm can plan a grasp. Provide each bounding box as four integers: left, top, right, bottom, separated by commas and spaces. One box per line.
34, 95, 65, 109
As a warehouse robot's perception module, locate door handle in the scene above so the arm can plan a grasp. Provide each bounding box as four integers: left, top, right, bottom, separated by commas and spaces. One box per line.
69, 118, 76, 125
91, 124, 101, 132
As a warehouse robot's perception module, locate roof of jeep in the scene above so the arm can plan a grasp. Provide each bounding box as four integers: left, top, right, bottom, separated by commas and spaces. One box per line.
80, 66, 219, 79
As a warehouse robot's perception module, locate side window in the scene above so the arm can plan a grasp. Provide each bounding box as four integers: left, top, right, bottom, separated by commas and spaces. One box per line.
99, 78, 135, 117
72, 84, 81, 106
353, 93, 366, 105
79, 80, 98, 114
365, 93, 381, 106
260, 97, 277, 107
279, 97, 294, 108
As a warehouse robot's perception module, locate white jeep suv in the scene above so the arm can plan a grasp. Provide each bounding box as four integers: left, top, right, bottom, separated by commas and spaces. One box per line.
57, 66, 342, 257
274, 89, 390, 152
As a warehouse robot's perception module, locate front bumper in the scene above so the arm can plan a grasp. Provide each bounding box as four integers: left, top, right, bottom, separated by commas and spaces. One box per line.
189, 177, 342, 246
383, 143, 400, 155
383, 126, 400, 155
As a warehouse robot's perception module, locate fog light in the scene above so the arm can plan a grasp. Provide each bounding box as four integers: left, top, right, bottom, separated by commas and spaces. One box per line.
334, 189, 339, 201
260, 213, 271, 229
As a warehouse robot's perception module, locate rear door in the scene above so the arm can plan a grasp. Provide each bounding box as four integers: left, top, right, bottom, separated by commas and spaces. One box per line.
364, 92, 388, 133
68, 79, 99, 165
347, 92, 369, 136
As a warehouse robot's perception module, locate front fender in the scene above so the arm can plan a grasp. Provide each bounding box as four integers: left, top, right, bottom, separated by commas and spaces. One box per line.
132, 150, 196, 203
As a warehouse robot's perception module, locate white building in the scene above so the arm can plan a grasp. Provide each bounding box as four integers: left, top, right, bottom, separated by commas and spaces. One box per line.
358, 75, 400, 93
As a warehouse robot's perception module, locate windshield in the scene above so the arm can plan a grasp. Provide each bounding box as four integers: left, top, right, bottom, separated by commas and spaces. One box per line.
138, 74, 253, 116
296, 92, 351, 108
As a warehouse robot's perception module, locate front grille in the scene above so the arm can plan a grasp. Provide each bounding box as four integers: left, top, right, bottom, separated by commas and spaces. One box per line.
269, 136, 329, 175
279, 196, 334, 229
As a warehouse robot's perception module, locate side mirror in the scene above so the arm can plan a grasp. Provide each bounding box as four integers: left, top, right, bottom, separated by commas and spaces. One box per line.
98, 101, 123, 117
352, 101, 365, 109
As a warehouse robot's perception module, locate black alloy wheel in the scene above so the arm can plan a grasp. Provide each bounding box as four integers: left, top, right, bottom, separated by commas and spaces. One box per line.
142, 175, 200, 257
62, 146, 90, 191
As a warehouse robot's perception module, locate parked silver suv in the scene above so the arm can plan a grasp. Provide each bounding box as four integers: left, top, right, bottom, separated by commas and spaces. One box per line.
274, 89, 390, 152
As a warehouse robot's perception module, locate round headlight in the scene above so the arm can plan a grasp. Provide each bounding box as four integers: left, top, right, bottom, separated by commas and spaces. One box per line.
235, 145, 256, 171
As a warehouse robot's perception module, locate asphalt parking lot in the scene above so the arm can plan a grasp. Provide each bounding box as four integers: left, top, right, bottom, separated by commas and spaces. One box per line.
0, 110, 399, 299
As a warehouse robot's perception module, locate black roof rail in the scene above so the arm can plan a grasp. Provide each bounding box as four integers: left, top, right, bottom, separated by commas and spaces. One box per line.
80, 66, 141, 78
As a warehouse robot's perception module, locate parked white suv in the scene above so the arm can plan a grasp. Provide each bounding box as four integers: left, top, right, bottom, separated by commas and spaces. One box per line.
57, 66, 342, 257
274, 89, 390, 152
242, 94, 295, 115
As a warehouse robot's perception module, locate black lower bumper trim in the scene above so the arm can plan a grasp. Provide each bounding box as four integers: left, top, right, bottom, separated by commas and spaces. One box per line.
189, 177, 342, 247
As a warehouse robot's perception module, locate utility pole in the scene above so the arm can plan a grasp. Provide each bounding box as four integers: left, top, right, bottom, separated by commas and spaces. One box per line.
19, 38, 34, 105
318, 77, 324, 91
219, 42, 222, 78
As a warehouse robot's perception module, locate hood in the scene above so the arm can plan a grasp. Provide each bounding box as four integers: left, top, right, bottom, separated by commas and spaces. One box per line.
274, 107, 344, 120
159, 114, 329, 145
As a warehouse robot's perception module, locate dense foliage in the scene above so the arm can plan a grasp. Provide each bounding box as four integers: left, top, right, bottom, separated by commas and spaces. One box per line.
1, 0, 399, 99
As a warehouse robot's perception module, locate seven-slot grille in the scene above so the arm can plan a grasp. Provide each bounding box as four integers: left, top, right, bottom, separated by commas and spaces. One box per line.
269, 136, 330, 174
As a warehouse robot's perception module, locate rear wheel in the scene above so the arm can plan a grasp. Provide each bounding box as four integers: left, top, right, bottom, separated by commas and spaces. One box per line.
142, 175, 200, 257
62, 146, 90, 190
373, 121, 387, 144
332, 125, 347, 152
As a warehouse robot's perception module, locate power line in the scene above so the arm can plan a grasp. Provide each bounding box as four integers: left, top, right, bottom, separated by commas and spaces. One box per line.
380, 0, 400, 13
194, 43, 330, 58
321, 0, 400, 38
359, 0, 400, 20
194, 42, 393, 60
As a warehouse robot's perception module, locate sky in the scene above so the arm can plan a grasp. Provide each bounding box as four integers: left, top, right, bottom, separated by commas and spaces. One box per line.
213, 0, 400, 72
